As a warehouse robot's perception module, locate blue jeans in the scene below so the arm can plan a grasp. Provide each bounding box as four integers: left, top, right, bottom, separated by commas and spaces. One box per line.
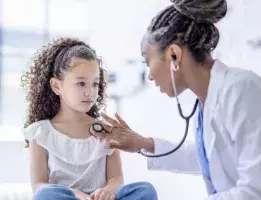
33, 182, 158, 200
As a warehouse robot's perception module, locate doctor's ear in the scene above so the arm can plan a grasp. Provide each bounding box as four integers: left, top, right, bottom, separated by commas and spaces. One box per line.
168, 43, 182, 65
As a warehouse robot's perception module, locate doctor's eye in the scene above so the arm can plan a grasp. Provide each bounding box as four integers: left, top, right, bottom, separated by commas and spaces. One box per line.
142, 60, 149, 66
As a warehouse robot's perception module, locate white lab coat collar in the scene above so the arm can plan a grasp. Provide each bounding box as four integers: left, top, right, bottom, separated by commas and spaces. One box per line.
203, 59, 230, 192
204, 59, 227, 158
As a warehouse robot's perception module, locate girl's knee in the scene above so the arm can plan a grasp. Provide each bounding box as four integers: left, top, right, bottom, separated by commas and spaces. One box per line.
138, 182, 158, 197
129, 182, 158, 199
33, 184, 74, 200
33, 185, 54, 200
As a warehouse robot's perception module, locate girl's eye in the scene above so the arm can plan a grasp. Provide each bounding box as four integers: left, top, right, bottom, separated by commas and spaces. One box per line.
77, 82, 85, 87
93, 83, 99, 87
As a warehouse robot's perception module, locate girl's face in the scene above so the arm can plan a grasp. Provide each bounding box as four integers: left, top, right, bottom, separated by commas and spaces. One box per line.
51, 58, 100, 113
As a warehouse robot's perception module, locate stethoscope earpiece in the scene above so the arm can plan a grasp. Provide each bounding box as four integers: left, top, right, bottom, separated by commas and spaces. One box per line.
171, 54, 176, 61
171, 55, 177, 71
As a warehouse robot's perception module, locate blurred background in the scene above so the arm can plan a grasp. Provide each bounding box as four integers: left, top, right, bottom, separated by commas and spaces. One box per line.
0, 0, 261, 199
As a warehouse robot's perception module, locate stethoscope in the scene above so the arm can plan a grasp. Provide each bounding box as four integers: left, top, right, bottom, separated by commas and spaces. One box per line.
91, 58, 199, 157
91, 122, 111, 133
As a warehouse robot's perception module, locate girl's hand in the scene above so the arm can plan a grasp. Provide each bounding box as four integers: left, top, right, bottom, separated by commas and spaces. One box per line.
90, 188, 116, 200
72, 189, 92, 200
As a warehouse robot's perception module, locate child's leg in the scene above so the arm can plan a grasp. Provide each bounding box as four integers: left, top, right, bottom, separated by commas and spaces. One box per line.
33, 184, 78, 200
116, 182, 158, 200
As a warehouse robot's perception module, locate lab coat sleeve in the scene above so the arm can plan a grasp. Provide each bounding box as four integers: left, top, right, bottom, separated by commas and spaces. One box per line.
147, 138, 201, 174
207, 73, 261, 200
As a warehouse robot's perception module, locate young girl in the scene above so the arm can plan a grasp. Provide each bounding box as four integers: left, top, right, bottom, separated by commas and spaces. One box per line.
21, 38, 157, 200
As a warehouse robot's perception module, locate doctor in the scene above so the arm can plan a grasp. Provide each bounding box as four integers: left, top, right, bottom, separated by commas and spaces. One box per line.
90, 0, 261, 199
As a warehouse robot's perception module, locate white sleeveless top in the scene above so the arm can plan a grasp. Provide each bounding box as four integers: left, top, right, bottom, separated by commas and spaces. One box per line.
23, 120, 114, 194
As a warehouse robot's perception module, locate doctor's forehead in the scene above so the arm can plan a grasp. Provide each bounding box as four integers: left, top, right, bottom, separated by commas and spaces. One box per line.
141, 33, 151, 56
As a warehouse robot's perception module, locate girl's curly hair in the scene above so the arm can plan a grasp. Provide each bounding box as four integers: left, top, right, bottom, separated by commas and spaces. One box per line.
21, 37, 107, 146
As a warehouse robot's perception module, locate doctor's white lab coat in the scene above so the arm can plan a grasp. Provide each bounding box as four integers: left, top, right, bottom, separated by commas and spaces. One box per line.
148, 60, 261, 200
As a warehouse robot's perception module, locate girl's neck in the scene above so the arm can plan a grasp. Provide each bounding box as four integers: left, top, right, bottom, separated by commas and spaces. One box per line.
53, 104, 94, 124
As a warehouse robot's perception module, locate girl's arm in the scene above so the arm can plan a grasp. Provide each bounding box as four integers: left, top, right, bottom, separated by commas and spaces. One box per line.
90, 150, 124, 199
105, 150, 124, 192
29, 139, 49, 193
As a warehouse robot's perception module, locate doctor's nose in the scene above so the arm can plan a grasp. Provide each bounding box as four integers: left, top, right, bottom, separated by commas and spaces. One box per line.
148, 74, 153, 81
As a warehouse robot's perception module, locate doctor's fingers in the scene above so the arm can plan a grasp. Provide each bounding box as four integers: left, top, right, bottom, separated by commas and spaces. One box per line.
89, 127, 112, 140
89, 129, 105, 139
115, 113, 130, 129
101, 113, 121, 127
100, 123, 113, 133
90, 125, 128, 141
105, 130, 142, 152
105, 140, 121, 149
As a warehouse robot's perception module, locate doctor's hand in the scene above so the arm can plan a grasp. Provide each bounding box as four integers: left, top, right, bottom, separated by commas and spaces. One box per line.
89, 113, 154, 153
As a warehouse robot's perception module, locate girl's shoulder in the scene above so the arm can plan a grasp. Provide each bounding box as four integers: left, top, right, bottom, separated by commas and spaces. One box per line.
23, 120, 50, 140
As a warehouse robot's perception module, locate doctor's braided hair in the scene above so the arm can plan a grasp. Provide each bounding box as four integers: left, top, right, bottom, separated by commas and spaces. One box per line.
146, 0, 227, 62
21, 38, 107, 146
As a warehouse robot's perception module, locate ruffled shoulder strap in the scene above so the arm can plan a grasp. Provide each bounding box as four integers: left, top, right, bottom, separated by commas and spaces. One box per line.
23, 120, 49, 143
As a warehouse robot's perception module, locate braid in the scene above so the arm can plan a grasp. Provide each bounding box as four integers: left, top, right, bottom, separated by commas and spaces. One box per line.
171, 0, 227, 24
146, 0, 227, 62
149, 6, 176, 31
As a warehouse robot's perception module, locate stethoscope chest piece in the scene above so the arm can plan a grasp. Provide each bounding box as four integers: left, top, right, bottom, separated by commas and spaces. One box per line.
92, 122, 104, 132
90, 122, 110, 133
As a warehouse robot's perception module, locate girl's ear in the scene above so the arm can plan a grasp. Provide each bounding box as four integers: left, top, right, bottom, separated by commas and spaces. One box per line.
50, 78, 61, 95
